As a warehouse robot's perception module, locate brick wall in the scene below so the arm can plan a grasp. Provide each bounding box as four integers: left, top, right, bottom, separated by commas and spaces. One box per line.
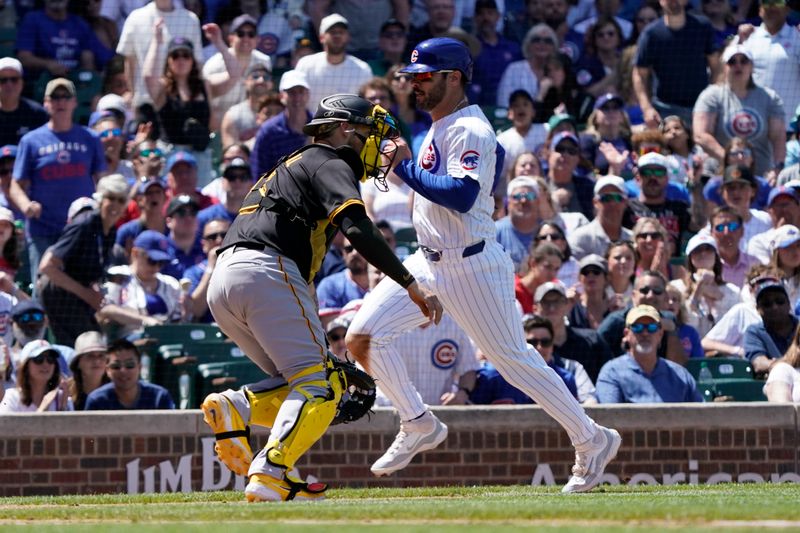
1, 404, 797, 496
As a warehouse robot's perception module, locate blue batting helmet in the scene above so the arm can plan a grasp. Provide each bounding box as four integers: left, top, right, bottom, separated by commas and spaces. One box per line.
399, 37, 473, 82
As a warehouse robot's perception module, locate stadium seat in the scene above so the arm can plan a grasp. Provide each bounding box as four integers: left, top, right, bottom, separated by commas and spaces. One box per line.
196, 360, 266, 403
686, 358, 754, 381
140, 324, 224, 346
394, 226, 418, 255
151, 344, 198, 410
481, 105, 511, 133
0, 27, 15, 59
698, 378, 767, 402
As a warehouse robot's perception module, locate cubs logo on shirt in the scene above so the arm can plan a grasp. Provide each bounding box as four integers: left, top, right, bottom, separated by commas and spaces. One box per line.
430, 339, 458, 369
460, 150, 480, 171
421, 141, 440, 173
56, 150, 71, 164
725, 108, 763, 139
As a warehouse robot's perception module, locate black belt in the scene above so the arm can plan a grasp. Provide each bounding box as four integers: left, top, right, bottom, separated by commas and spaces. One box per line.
219, 242, 268, 255
420, 240, 485, 262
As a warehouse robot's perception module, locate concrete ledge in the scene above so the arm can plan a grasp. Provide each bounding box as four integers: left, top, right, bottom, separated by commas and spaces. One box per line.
1, 403, 795, 437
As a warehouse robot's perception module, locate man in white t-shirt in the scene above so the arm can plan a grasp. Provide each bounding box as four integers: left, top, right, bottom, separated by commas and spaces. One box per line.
203, 14, 273, 123
294, 13, 374, 112
117, 0, 202, 107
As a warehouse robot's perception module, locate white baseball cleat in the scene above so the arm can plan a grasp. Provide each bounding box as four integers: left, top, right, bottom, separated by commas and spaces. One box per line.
371, 411, 448, 477
562, 425, 621, 494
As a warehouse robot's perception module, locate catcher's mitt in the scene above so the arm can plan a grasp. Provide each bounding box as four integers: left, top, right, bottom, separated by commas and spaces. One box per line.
328, 354, 376, 425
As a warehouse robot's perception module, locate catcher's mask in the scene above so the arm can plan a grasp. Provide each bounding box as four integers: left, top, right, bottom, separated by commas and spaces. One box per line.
303, 94, 400, 190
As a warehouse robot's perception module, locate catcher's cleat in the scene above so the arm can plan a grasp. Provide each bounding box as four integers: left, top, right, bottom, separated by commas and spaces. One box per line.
562, 425, 621, 494
245, 473, 328, 502
201, 392, 253, 476
371, 411, 448, 477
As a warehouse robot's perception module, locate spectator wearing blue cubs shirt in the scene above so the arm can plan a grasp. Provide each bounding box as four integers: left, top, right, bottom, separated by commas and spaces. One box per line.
183, 218, 229, 323
744, 278, 798, 376
316, 238, 369, 315
162, 194, 204, 280
114, 179, 168, 262
16, 0, 96, 83
10, 78, 106, 286
84, 339, 174, 410
196, 157, 252, 231
596, 305, 702, 403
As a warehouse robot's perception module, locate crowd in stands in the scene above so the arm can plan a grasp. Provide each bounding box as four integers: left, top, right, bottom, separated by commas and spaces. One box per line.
3, 0, 800, 411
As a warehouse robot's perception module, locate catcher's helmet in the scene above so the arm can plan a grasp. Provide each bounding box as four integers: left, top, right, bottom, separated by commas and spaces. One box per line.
303, 94, 376, 136
399, 37, 473, 82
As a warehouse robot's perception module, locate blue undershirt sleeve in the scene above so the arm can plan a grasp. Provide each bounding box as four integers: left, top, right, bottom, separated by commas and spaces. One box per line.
393, 159, 480, 213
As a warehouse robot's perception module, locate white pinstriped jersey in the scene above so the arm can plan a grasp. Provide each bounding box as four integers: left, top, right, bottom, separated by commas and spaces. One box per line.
412, 105, 498, 250
375, 314, 481, 406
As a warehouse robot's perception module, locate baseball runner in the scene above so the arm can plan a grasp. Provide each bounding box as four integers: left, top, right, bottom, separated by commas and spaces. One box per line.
346, 38, 621, 493
203, 94, 442, 502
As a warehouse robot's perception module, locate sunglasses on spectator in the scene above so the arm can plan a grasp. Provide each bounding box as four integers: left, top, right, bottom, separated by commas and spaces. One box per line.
527, 337, 553, 348
511, 191, 537, 201
236, 29, 257, 38
381, 31, 405, 39
729, 148, 752, 158
172, 208, 197, 217
139, 148, 164, 158
108, 360, 138, 370
224, 172, 251, 182
581, 267, 605, 276
531, 36, 555, 45
629, 322, 661, 334
48, 93, 73, 101
713, 221, 741, 233
639, 167, 667, 178
105, 195, 128, 204
328, 332, 345, 342
758, 296, 788, 308
636, 231, 663, 241
598, 193, 625, 203
727, 56, 750, 66
600, 104, 622, 112
30, 352, 58, 365
99, 128, 122, 139
170, 51, 193, 60
0, 76, 20, 84
16, 311, 45, 324
637, 285, 665, 295
203, 231, 227, 241
555, 144, 579, 156
146, 257, 168, 267
537, 233, 564, 242
411, 70, 454, 82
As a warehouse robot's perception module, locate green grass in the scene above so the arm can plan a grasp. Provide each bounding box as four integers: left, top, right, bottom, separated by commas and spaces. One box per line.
1, 484, 798, 531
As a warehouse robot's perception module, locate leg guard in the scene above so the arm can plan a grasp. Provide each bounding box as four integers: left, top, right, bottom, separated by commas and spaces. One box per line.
263, 363, 344, 470
245, 378, 291, 428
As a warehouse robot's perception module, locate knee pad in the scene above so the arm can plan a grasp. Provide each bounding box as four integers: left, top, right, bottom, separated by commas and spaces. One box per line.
244, 379, 291, 429
265, 364, 344, 469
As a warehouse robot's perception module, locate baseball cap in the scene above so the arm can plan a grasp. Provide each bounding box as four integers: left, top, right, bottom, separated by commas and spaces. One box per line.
380, 18, 406, 34
593, 175, 626, 196
722, 44, 754, 64
625, 304, 661, 326
0, 57, 22, 74
67, 196, 98, 223
768, 186, 799, 207
685, 233, 718, 256
320, 13, 348, 34
230, 14, 258, 34
509, 89, 534, 106
133, 230, 174, 262
771, 224, 800, 250
0, 145, 17, 160
0, 206, 14, 225
278, 70, 310, 92
534, 280, 567, 303
579, 254, 607, 273
72, 331, 107, 358
167, 194, 200, 217
168, 37, 194, 55
222, 157, 251, 177
754, 278, 788, 302
475, 0, 499, 10
246, 62, 271, 76
594, 93, 624, 111
137, 178, 166, 195
166, 150, 197, 173
97, 93, 127, 115
326, 315, 352, 334
549, 131, 579, 152
88, 109, 117, 128
637, 152, 668, 169
722, 164, 756, 187
11, 299, 45, 321
19, 339, 60, 364
44, 78, 76, 98
547, 113, 577, 131
507, 176, 539, 197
